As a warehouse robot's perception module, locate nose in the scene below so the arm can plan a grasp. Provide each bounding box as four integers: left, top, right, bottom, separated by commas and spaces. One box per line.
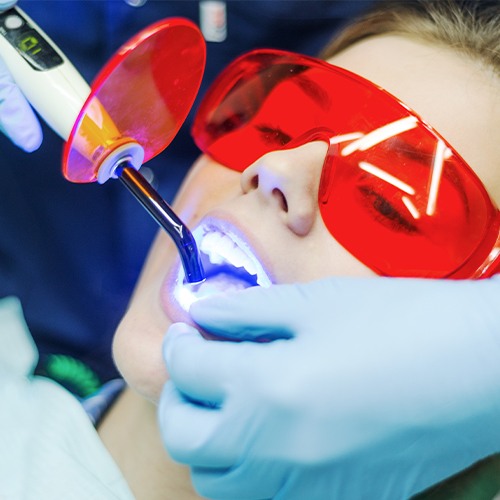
240, 141, 328, 236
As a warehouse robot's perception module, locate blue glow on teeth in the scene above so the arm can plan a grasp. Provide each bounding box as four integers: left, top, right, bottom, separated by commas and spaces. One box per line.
173, 226, 271, 312
200, 232, 259, 276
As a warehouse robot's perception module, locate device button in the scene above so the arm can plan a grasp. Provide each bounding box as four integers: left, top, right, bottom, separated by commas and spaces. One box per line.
4, 14, 23, 30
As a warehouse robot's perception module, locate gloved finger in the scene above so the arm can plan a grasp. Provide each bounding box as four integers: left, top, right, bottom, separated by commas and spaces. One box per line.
191, 460, 287, 500
0, 1, 16, 9
164, 322, 262, 403
189, 283, 314, 340
159, 380, 238, 468
0, 57, 42, 152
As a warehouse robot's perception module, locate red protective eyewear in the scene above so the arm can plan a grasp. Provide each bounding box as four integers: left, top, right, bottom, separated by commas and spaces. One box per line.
192, 50, 500, 279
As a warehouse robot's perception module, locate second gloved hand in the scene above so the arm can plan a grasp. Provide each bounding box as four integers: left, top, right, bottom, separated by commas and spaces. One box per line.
0, 0, 42, 152
160, 276, 500, 499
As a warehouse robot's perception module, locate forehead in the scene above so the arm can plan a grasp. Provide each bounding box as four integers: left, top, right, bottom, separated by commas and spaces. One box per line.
327, 34, 500, 204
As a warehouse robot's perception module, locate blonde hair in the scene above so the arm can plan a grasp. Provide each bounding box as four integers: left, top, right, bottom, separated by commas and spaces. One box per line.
320, 0, 500, 75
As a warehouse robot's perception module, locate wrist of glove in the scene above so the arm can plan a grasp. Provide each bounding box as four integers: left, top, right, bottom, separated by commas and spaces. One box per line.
159, 276, 500, 499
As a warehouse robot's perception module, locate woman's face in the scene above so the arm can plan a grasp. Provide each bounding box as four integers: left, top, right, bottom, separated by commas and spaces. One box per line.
112, 34, 500, 402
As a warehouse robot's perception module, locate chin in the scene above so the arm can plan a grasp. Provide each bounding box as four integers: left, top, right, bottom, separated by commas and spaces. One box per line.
112, 298, 171, 403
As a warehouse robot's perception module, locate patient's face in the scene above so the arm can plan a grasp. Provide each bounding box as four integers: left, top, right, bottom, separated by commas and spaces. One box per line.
113, 34, 500, 402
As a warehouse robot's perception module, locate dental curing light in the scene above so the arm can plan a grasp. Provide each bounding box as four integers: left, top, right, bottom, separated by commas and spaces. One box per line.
0, 8, 206, 283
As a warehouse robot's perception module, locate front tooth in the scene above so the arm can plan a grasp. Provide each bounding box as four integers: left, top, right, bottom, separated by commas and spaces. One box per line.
209, 251, 225, 265
241, 255, 257, 275
201, 232, 223, 251
257, 274, 271, 286
226, 245, 250, 268
203, 232, 246, 268
218, 234, 237, 259
201, 233, 225, 264
218, 235, 259, 274
199, 230, 268, 284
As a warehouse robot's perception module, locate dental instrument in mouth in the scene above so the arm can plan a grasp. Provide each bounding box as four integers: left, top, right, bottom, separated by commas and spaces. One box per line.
173, 223, 272, 311
0, 8, 206, 283
114, 160, 204, 283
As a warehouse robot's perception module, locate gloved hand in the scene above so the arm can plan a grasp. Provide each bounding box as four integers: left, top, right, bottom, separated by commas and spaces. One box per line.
160, 276, 500, 499
0, 0, 42, 152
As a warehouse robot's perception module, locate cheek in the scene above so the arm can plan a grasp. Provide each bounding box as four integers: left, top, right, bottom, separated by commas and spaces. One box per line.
112, 259, 171, 403
269, 218, 376, 284
312, 215, 378, 278
317, 233, 377, 278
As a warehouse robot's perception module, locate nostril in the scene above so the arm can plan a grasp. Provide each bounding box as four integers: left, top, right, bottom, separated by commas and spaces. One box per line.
241, 170, 259, 194
272, 188, 288, 212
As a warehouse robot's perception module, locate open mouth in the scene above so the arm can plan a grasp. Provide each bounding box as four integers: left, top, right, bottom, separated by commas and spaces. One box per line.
172, 221, 272, 312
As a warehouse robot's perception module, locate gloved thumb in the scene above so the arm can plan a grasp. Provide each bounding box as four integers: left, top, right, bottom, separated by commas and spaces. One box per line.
189, 278, 343, 341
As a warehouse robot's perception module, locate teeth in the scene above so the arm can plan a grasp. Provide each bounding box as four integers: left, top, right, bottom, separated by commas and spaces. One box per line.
255, 273, 268, 287
200, 233, 225, 264
218, 234, 241, 261
173, 224, 271, 314
241, 254, 257, 275
198, 227, 270, 286
201, 232, 254, 274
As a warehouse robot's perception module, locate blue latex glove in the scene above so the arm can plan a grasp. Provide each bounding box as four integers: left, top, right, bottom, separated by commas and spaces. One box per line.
0, 0, 42, 152
160, 276, 500, 499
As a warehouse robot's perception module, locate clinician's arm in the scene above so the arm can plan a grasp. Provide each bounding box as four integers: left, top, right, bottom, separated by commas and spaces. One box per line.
159, 276, 500, 500
0, 0, 42, 152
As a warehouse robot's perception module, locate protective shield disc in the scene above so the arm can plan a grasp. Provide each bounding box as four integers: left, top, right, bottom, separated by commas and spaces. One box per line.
63, 18, 206, 183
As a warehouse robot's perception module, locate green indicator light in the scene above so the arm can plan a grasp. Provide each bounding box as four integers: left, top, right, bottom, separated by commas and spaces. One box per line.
19, 35, 41, 55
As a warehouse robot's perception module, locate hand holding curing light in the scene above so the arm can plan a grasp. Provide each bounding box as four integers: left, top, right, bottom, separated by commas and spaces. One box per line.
0, 7, 205, 283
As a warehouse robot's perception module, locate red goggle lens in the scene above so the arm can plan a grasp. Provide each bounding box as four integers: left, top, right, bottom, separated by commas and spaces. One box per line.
192, 50, 500, 278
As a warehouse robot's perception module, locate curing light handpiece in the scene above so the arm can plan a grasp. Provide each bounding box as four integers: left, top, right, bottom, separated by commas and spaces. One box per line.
115, 161, 205, 284
0, 8, 207, 284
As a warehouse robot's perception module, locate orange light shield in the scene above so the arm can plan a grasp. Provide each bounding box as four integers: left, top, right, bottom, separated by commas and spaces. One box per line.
63, 18, 206, 183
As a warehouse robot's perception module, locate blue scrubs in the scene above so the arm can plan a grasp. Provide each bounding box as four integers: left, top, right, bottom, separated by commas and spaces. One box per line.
0, 0, 375, 393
